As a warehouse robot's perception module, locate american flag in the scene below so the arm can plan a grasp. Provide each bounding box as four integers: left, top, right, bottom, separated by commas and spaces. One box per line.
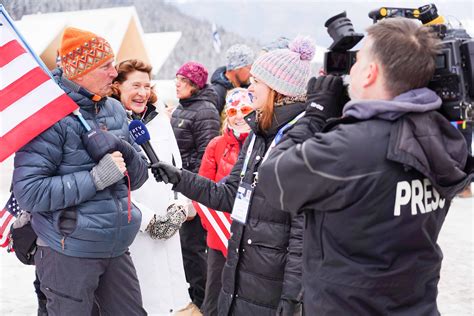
0, 193, 22, 248
0, 5, 78, 162
193, 201, 231, 257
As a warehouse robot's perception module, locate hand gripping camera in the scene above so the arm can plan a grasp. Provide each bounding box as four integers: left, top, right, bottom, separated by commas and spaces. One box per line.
324, 4, 474, 121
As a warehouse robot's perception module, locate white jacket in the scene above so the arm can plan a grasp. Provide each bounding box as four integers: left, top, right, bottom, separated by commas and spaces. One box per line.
129, 104, 189, 315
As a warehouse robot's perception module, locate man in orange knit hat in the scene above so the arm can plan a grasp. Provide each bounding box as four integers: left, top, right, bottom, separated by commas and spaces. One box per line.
13, 27, 149, 315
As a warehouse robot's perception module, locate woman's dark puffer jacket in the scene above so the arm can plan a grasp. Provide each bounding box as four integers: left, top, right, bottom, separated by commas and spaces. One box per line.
171, 84, 220, 173
174, 102, 306, 315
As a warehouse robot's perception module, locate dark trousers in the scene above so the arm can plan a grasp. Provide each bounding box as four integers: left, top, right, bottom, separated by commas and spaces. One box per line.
35, 246, 146, 316
179, 215, 207, 308
201, 248, 226, 316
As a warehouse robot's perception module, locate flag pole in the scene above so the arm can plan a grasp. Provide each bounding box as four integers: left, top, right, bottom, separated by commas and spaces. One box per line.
0, 5, 91, 132
0, 5, 53, 80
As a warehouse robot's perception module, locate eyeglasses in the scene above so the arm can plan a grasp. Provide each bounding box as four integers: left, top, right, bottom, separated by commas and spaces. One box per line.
226, 105, 254, 117
175, 76, 191, 85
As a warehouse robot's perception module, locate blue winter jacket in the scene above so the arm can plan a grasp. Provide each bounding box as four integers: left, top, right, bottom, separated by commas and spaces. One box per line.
12, 69, 148, 258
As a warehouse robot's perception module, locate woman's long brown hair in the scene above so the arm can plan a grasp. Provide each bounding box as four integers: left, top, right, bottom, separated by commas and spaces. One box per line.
258, 89, 285, 131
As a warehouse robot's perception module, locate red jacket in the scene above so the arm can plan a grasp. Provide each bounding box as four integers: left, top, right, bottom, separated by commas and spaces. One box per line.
197, 128, 247, 256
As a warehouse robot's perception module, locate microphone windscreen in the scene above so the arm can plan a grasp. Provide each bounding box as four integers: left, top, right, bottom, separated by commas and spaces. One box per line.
129, 120, 151, 145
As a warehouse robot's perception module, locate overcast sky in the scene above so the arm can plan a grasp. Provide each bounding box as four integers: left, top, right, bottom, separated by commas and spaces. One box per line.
168, 0, 474, 48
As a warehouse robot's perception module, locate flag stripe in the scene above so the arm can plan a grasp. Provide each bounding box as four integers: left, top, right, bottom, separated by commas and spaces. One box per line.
196, 202, 228, 249
0, 52, 38, 90
0, 213, 13, 241
0, 40, 26, 67
215, 210, 231, 232
0, 80, 66, 136
0, 67, 50, 111
209, 210, 231, 239
0, 94, 77, 161
0, 19, 20, 46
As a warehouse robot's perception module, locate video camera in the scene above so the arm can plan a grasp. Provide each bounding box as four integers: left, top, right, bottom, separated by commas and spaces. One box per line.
323, 4, 474, 121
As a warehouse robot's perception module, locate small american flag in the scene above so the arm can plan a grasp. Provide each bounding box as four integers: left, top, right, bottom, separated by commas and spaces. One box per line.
0, 193, 22, 248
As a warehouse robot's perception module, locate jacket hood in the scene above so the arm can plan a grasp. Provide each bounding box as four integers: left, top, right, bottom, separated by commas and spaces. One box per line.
246, 102, 306, 139
387, 110, 473, 199
210, 66, 233, 89
180, 84, 219, 107
343, 88, 442, 121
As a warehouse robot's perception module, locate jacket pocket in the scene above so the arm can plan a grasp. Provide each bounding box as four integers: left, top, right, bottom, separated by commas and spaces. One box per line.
57, 207, 78, 236
44, 287, 83, 302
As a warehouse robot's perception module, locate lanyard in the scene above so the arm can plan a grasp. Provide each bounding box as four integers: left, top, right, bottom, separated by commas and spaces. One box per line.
239, 111, 305, 180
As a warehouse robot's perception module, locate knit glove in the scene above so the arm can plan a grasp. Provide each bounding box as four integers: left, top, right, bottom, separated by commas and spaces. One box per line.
276, 299, 302, 316
145, 203, 188, 240
305, 75, 347, 120
150, 162, 182, 185
90, 154, 124, 191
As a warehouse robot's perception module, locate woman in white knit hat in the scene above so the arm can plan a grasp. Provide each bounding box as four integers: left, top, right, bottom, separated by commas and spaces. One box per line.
151, 36, 316, 315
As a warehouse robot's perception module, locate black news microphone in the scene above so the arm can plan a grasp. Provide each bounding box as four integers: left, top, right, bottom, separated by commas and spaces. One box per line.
129, 120, 159, 164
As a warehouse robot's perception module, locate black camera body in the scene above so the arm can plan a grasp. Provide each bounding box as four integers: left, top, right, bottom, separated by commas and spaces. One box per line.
429, 28, 474, 121
323, 11, 362, 76
323, 4, 474, 121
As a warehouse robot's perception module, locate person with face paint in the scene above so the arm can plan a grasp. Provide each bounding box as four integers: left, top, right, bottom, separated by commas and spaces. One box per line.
111, 59, 190, 315
197, 88, 253, 316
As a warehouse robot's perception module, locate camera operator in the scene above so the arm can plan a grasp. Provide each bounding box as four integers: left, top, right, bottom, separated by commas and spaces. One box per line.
258, 17, 474, 315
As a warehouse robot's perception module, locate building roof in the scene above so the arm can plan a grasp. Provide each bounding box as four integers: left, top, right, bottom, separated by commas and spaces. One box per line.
15, 6, 180, 75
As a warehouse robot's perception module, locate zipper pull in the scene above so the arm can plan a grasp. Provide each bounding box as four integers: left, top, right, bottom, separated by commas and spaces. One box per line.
61, 237, 66, 250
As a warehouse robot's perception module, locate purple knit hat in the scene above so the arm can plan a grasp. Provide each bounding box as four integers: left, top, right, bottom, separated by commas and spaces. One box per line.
176, 61, 208, 89
250, 36, 315, 97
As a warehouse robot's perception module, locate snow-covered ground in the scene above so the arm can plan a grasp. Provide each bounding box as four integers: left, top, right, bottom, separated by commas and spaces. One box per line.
0, 190, 472, 315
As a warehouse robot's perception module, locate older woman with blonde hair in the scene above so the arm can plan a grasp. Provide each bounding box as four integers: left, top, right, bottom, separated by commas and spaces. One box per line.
111, 59, 190, 315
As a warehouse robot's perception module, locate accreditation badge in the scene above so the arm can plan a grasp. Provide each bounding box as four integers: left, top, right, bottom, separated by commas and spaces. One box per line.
231, 182, 253, 224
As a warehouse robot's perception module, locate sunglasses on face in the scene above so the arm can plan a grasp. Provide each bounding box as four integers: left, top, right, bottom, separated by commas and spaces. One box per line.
226, 105, 254, 117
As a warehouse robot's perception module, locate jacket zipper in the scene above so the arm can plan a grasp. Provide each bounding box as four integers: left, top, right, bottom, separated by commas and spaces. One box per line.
109, 185, 123, 257
319, 212, 325, 260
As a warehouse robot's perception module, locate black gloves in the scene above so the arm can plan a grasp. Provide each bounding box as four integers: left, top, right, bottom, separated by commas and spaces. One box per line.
150, 162, 182, 185
276, 299, 301, 316
305, 75, 347, 120
82, 128, 136, 164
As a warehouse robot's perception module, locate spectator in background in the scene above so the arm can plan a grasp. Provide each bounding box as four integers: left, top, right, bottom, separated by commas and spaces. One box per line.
152, 35, 316, 316
210, 44, 254, 114
111, 59, 190, 315
197, 88, 253, 316
13, 27, 148, 315
260, 36, 290, 55
171, 61, 220, 316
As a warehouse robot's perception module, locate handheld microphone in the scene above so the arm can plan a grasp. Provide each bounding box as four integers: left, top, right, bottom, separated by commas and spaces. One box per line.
129, 120, 159, 164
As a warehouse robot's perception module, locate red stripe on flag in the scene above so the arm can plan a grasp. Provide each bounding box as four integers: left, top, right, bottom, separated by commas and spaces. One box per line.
209, 211, 231, 239
0, 94, 78, 162
0, 67, 50, 111
0, 40, 26, 67
0, 213, 13, 240
193, 202, 230, 257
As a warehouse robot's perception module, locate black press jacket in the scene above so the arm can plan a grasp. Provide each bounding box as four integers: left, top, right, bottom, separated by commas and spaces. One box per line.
171, 85, 220, 173
174, 101, 306, 315
259, 88, 474, 315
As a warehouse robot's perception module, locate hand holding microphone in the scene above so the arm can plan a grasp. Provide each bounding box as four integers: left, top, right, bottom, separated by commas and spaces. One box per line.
128, 120, 182, 185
